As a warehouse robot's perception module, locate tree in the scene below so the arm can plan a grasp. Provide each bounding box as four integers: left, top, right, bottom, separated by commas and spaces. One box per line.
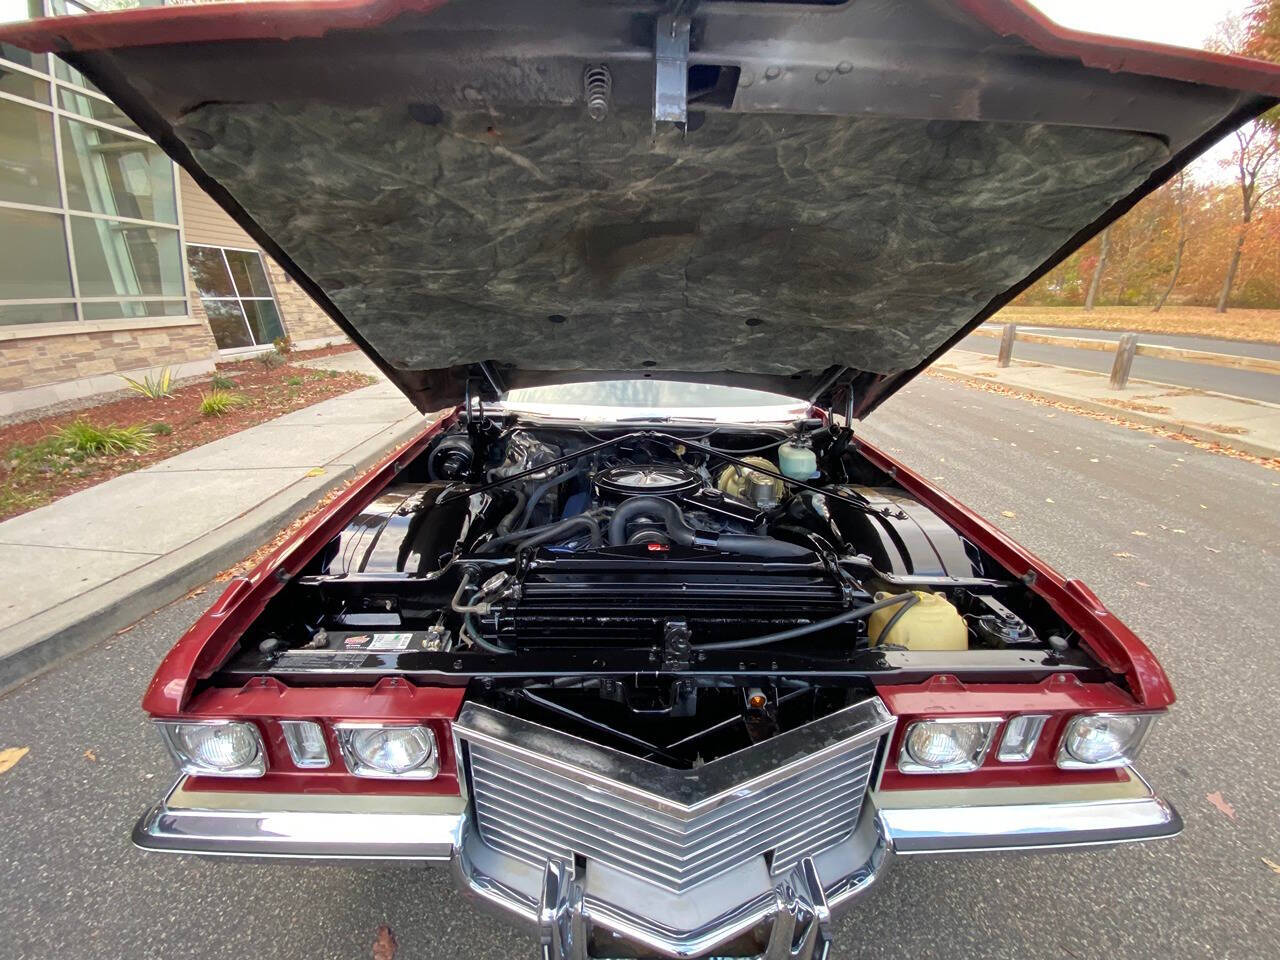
1215, 120, 1280, 312
1154, 172, 1188, 312
1084, 226, 1110, 311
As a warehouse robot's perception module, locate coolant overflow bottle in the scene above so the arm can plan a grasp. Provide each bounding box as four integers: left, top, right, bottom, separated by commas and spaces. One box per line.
778, 439, 818, 480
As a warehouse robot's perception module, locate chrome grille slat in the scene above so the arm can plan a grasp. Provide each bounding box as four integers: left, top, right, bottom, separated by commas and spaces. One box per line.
459, 702, 889, 892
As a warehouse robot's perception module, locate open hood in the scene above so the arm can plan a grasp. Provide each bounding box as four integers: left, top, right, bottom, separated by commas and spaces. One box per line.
7, 0, 1280, 416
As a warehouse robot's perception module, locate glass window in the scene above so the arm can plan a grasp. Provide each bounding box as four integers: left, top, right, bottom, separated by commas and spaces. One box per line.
81, 298, 187, 322
187, 245, 236, 298
60, 116, 177, 222
203, 299, 253, 350
0, 97, 60, 206
2, 3, 46, 71
0, 302, 76, 326
0, 206, 73, 300
1, 64, 50, 102
225, 248, 272, 298
187, 244, 287, 350
70, 217, 184, 298
58, 87, 140, 134
242, 298, 284, 344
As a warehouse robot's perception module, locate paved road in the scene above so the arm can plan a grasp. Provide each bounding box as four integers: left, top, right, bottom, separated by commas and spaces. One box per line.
1, 376, 1278, 960
959, 326, 1280, 404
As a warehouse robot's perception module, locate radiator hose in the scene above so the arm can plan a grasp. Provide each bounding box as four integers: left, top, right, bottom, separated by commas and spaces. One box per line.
607, 497, 811, 559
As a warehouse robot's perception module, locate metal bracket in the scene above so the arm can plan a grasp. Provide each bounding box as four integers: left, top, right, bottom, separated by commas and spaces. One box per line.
661, 619, 693, 671
654, 11, 691, 129
538, 858, 588, 960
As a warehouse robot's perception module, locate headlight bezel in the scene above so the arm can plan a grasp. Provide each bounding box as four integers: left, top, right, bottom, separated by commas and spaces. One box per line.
156, 719, 267, 778
1057, 711, 1157, 769
898, 716, 1001, 774
334, 722, 439, 780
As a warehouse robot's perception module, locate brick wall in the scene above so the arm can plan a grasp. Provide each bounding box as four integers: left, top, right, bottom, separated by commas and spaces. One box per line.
0, 322, 218, 394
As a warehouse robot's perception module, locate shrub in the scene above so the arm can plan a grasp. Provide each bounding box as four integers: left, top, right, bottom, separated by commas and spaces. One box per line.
146, 422, 174, 437
210, 373, 237, 390
199, 389, 247, 417
285, 375, 303, 386
272, 335, 294, 356
119, 367, 173, 400
55, 421, 153, 456
256, 350, 284, 370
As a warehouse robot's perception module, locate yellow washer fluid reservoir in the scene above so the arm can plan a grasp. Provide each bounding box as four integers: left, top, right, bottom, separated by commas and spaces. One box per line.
868, 590, 967, 650
778, 440, 818, 480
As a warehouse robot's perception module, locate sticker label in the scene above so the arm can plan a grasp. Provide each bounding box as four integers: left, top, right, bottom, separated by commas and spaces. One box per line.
274, 651, 368, 670
368, 632, 416, 652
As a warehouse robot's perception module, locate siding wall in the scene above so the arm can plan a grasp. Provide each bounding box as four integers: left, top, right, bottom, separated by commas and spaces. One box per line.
179, 172, 347, 346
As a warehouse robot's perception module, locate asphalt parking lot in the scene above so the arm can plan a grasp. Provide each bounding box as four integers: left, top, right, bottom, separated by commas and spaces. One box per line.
1, 375, 1276, 960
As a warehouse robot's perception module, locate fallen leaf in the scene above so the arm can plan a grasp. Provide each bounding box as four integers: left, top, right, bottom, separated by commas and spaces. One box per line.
1131, 530, 1149, 537
1136, 581, 1151, 588
1200, 504, 1207, 509
1045, 498, 1055, 504
1089, 457, 1100, 463
1205, 546, 1221, 554
84, 750, 97, 762
1263, 857, 1280, 876
0, 747, 30, 775
1001, 510, 1016, 518
1173, 528, 1186, 534
1206, 792, 1236, 820
372, 925, 398, 960
1112, 551, 1136, 559
306, 467, 326, 478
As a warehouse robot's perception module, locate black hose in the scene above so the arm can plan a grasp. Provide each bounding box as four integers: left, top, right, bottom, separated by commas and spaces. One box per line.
607, 496, 811, 559
495, 489, 527, 535
462, 613, 511, 654
477, 512, 603, 554
516, 466, 584, 531
512, 514, 602, 553
693, 592, 915, 651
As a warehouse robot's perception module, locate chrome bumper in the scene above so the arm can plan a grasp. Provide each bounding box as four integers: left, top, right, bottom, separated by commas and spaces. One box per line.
134, 769, 1180, 958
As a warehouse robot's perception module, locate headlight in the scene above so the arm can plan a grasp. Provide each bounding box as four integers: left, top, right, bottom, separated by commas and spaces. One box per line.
156, 720, 266, 777
1058, 713, 1155, 769
899, 718, 999, 773
335, 723, 438, 779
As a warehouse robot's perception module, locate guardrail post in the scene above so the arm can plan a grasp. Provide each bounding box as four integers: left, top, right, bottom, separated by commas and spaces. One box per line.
1109, 333, 1138, 389
997, 324, 1016, 367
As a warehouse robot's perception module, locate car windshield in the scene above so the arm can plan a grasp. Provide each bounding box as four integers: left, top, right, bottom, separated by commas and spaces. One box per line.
501, 379, 809, 422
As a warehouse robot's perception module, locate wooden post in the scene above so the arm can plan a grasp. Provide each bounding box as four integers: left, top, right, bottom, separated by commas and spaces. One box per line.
997, 324, 1016, 367
1109, 333, 1138, 389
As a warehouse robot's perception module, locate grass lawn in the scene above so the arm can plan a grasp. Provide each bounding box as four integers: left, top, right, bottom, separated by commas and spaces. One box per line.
993, 305, 1280, 345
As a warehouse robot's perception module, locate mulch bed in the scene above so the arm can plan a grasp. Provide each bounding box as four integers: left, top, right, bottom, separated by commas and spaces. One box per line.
0, 346, 374, 522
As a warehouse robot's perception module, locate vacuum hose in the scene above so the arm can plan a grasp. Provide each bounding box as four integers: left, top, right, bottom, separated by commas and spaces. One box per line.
607, 497, 811, 559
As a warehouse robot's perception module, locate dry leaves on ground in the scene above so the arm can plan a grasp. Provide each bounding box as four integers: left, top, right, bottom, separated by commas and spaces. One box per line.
372, 925, 397, 960
1206, 791, 1236, 820
0, 747, 30, 774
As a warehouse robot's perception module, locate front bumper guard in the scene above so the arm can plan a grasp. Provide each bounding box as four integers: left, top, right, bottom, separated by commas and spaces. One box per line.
134, 768, 1179, 958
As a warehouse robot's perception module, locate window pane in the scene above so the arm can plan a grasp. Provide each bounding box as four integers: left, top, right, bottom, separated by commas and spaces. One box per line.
2, 45, 45, 73
242, 298, 284, 344
225, 249, 272, 298
0, 207, 72, 299
81, 299, 187, 322
58, 87, 140, 134
203, 299, 253, 350
187, 245, 236, 298
0, 97, 59, 206
2, 4, 46, 71
0, 302, 76, 326
70, 217, 184, 298
61, 117, 176, 223
1, 64, 49, 102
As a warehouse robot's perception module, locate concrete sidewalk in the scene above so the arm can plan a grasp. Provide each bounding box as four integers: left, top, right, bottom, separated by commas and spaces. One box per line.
0, 353, 426, 688
933, 350, 1280, 460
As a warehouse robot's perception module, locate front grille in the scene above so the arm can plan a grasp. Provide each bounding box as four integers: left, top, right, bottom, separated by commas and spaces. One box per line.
456, 699, 892, 893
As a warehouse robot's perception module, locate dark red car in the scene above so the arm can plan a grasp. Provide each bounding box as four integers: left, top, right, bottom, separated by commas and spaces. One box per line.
6, 2, 1278, 957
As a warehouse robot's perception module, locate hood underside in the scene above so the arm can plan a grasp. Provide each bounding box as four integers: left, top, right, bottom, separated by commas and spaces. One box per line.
7, 0, 1280, 415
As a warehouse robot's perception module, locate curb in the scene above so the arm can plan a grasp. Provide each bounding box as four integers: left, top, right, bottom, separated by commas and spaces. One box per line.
932, 368, 1280, 461
0, 413, 427, 694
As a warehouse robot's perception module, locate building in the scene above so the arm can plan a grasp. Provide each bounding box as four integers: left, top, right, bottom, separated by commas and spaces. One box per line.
0, 1, 347, 418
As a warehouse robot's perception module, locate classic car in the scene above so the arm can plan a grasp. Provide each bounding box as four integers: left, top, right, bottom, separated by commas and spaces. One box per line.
6, 0, 1278, 957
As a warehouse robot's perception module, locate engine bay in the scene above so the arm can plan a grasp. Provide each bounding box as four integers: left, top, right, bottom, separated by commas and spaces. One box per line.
220, 410, 1109, 762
